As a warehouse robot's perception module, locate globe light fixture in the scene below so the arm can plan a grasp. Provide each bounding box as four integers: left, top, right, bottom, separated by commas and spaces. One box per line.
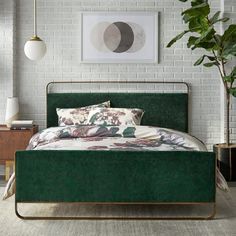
24, 0, 46, 60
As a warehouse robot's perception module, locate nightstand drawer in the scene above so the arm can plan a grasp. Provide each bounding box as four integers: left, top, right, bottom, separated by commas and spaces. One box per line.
0, 125, 38, 161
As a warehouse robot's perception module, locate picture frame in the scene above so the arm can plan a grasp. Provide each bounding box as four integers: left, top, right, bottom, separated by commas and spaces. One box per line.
80, 12, 159, 63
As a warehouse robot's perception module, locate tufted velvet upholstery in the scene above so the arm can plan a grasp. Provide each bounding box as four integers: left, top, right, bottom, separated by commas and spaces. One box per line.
47, 93, 188, 132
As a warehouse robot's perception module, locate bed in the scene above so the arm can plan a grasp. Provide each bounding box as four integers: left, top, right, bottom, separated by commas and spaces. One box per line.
14, 81, 216, 220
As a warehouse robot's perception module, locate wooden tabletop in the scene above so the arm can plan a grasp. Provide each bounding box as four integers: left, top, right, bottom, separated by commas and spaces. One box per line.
0, 125, 10, 131
0, 125, 38, 132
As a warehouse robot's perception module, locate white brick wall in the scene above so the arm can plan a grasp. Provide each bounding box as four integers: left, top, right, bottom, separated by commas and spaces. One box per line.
2, 0, 235, 150
0, 0, 15, 122
224, 0, 236, 143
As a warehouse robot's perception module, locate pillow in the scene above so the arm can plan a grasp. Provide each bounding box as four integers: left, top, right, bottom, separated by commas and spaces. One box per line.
87, 107, 144, 126
57, 101, 110, 126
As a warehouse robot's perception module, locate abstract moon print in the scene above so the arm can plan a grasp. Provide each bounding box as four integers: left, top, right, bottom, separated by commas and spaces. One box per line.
81, 12, 158, 63
90, 21, 146, 53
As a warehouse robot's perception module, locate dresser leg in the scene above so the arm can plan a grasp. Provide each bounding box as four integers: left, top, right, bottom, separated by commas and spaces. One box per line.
5, 161, 14, 181
5, 162, 10, 181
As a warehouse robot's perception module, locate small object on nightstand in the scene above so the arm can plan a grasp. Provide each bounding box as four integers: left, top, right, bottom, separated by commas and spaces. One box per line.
0, 124, 38, 181
11, 120, 34, 129
5, 97, 19, 128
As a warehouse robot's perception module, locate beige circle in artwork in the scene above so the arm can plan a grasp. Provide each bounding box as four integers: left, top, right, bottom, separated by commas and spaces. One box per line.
90, 22, 111, 52
126, 23, 146, 53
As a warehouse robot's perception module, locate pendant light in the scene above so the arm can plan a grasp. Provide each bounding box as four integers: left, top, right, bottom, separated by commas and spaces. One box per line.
24, 0, 46, 60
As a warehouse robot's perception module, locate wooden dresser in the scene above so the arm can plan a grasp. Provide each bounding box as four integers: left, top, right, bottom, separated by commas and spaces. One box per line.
0, 125, 38, 180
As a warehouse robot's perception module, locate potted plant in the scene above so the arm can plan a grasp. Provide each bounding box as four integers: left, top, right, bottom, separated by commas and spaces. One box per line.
167, 0, 236, 180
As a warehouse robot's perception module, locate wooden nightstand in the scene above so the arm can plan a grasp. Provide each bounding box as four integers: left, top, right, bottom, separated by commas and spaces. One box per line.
0, 125, 38, 181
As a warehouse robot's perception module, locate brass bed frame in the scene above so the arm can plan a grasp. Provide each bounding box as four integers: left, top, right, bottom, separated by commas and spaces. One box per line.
15, 81, 216, 220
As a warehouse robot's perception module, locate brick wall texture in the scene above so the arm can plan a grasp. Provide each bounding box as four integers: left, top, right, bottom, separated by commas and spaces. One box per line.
0, 0, 235, 150
0, 0, 15, 122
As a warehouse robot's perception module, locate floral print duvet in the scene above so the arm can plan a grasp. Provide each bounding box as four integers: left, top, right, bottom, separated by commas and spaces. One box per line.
3, 125, 228, 200
28, 125, 207, 151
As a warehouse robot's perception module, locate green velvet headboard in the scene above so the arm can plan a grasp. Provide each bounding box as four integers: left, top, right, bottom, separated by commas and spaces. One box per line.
46, 82, 189, 132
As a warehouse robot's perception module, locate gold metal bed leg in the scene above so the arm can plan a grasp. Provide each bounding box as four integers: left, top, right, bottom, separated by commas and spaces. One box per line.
15, 201, 216, 220
15, 201, 25, 220
207, 202, 216, 219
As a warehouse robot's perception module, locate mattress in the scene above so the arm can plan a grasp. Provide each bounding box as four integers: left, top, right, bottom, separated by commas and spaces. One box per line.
3, 125, 228, 200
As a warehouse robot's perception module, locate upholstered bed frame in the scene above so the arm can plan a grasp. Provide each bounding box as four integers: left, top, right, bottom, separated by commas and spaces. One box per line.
15, 81, 216, 220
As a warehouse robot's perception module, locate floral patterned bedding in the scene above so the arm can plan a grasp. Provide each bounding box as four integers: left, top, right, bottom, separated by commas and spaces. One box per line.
57, 100, 110, 126
28, 125, 207, 151
3, 125, 228, 200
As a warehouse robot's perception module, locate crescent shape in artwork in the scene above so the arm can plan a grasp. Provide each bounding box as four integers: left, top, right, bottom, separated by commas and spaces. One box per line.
126, 22, 146, 53
103, 23, 122, 52
104, 22, 134, 53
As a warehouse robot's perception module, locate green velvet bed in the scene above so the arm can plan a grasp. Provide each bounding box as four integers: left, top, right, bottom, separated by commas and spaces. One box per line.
15, 81, 216, 220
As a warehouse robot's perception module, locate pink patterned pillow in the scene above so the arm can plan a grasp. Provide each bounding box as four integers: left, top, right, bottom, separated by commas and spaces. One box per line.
87, 107, 144, 126
57, 101, 110, 126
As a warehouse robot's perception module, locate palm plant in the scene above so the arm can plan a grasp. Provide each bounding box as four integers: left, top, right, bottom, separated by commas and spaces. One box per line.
167, 0, 236, 146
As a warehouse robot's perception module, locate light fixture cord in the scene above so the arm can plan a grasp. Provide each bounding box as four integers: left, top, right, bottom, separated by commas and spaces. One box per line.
34, 0, 37, 36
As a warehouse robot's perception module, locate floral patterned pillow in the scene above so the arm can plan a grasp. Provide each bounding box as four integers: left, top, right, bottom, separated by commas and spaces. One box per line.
57, 101, 110, 126
87, 107, 144, 126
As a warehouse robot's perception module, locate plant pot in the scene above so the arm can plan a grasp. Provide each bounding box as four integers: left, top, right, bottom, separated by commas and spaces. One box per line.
213, 143, 236, 181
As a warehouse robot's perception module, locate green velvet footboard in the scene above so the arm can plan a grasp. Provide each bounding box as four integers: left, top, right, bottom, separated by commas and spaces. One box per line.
15, 150, 216, 203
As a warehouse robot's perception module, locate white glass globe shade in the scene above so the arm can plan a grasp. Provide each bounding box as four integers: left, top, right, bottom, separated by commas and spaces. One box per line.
24, 39, 47, 60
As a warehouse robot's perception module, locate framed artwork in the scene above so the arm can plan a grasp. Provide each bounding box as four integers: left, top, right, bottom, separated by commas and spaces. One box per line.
80, 12, 158, 63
